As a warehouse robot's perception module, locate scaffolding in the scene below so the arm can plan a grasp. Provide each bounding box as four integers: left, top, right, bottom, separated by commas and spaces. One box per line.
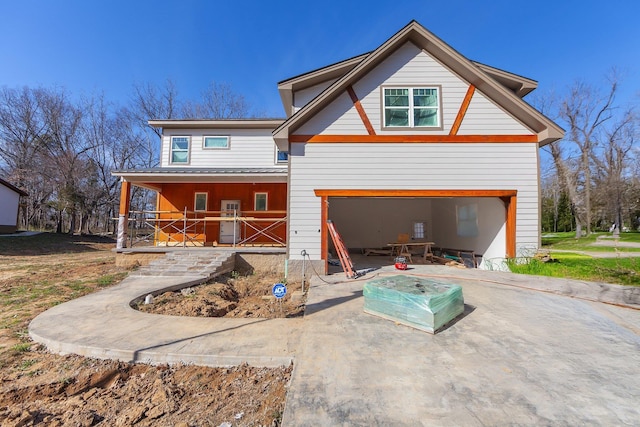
123, 208, 287, 248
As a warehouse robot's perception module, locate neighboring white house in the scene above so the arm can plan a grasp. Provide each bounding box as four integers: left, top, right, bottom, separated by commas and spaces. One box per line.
273, 20, 563, 272
113, 20, 563, 274
0, 178, 28, 234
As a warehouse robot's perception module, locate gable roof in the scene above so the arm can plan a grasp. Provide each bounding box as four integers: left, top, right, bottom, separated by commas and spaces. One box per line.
0, 177, 28, 197
277, 53, 368, 116
273, 20, 563, 147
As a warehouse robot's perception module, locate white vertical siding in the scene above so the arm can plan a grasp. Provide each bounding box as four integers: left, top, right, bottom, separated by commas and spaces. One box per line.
288, 142, 540, 260
160, 128, 282, 168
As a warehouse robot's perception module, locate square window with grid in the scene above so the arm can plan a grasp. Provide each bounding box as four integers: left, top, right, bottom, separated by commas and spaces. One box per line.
384, 87, 440, 128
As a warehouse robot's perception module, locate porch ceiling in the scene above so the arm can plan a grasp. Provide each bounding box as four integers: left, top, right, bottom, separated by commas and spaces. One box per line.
112, 167, 288, 190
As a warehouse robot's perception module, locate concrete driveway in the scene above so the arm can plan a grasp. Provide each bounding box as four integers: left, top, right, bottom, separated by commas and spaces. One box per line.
283, 266, 640, 426
30, 262, 640, 425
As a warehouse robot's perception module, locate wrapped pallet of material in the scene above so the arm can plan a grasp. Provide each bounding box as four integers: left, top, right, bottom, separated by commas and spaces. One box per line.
363, 275, 464, 333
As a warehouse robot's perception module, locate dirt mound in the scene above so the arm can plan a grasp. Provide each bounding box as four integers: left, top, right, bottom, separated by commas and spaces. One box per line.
136, 273, 305, 319
0, 349, 291, 426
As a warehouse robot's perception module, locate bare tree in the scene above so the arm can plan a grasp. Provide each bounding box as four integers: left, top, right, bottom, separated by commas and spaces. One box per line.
181, 82, 249, 119
558, 75, 619, 236
591, 111, 637, 231
129, 79, 180, 139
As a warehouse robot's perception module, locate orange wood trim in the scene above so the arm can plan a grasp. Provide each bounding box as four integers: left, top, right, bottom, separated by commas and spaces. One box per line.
118, 181, 131, 215
315, 189, 517, 198
320, 195, 328, 274
504, 195, 517, 258
290, 134, 537, 143
450, 85, 475, 135
346, 85, 376, 136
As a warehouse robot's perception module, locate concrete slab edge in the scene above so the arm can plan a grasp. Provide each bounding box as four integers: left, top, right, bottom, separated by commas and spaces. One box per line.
29, 330, 292, 368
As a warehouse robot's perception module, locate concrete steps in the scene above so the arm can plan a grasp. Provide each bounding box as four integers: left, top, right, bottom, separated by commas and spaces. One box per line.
130, 251, 235, 280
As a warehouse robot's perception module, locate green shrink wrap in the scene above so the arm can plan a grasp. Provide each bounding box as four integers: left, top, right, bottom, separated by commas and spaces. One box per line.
363, 275, 464, 333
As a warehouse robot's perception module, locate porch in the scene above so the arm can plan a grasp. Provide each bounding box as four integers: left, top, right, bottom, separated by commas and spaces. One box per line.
117, 209, 287, 249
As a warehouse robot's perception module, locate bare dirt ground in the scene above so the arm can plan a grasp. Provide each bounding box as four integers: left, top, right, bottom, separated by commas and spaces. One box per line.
0, 233, 294, 426
135, 273, 305, 319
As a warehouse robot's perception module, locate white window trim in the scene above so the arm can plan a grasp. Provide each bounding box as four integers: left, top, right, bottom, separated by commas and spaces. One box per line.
382, 86, 442, 129
194, 192, 208, 212
203, 135, 230, 150
170, 135, 191, 165
254, 192, 268, 211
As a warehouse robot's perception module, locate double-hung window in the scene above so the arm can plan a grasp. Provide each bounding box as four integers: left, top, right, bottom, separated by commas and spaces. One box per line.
170, 136, 190, 164
383, 87, 440, 128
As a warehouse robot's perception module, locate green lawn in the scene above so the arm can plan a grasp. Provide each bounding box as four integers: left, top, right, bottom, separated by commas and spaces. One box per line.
541, 231, 640, 252
509, 253, 640, 286
509, 232, 640, 286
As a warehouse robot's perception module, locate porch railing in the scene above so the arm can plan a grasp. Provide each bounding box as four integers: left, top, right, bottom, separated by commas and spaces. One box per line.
124, 208, 287, 248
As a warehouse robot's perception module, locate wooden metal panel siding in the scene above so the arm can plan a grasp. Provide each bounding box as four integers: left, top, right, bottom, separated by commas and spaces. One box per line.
457, 90, 532, 134
157, 182, 287, 244
160, 128, 278, 168
287, 142, 540, 259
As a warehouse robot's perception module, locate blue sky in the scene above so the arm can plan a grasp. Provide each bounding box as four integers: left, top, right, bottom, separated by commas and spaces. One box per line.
1, 0, 639, 117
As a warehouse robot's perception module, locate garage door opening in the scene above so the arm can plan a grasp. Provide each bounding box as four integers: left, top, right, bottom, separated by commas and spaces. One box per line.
315, 190, 517, 271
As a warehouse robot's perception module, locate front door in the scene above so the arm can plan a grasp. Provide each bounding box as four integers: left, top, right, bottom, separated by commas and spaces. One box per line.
220, 200, 241, 244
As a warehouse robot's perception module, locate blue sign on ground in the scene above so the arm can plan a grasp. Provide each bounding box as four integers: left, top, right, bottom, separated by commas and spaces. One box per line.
272, 283, 287, 299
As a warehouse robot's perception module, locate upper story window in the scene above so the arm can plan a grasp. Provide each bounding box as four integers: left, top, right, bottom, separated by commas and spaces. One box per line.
383, 87, 440, 128
170, 136, 190, 164
203, 136, 230, 149
276, 147, 289, 164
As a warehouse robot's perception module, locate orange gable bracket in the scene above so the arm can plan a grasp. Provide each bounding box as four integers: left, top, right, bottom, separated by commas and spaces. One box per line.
346, 85, 376, 136
450, 85, 476, 136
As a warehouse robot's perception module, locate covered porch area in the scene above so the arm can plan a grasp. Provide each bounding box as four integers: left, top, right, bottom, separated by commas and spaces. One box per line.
112, 168, 288, 250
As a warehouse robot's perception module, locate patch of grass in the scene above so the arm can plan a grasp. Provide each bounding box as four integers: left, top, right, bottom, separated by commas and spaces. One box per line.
96, 272, 127, 288
542, 232, 640, 252
0, 232, 115, 256
12, 343, 31, 353
617, 232, 640, 243
66, 281, 91, 294
18, 359, 37, 370
509, 253, 640, 286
